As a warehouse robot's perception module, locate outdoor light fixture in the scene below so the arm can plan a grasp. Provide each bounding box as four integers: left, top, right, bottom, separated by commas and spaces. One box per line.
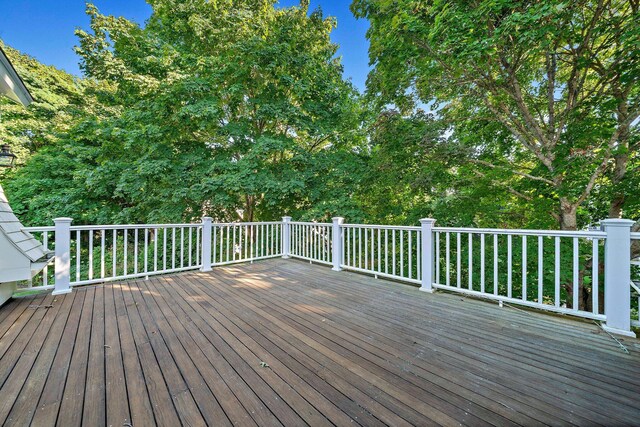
0, 144, 17, 168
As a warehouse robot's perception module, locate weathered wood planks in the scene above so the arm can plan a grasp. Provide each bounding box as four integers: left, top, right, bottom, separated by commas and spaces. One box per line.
0, 258, 639, 426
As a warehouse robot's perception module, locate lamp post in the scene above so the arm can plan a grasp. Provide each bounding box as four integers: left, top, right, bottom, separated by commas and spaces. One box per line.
0, 144, 17, 168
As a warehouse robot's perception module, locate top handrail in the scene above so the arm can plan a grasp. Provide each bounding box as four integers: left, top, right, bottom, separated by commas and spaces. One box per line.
25, 223, 202, 232
433, 226, 606, 238
212, 221, 281, 226
23, 226, 55, 232
341, 224, 420, 231
25, 222, 614, 238
23, 221, 286, 233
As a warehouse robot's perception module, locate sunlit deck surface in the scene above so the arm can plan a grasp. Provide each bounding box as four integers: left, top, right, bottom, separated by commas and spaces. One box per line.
1, 259, 640, 426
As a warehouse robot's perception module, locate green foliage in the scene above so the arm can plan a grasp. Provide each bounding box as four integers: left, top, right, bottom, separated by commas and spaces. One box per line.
70, 0, 366, 223
352, 0, 640, 230
0, 42, 101, 171
355, 109, 558, 228
5, 119, 120, 225
2, 0, 639, 236
3, 1, 368, 225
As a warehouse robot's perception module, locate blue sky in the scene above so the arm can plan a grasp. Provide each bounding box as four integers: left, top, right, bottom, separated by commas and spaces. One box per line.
0, 0, 371, 91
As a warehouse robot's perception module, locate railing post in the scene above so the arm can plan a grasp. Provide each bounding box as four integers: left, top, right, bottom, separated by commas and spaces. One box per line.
601, 218, 635, 337
331, 217, 344, 271
419, 218, 436, 293
282, 216, 291, 259
53, 217, 73, 295
200, 217, 212, 272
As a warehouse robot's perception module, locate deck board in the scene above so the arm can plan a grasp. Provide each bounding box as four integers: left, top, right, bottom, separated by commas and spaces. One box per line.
56, 287, 94, 427
198, 272, 537, 425
111, 281, 155, 426
1, 258, 639, 426
103, 282, 131, 427
118, 280, 184, 427
30, 288, 86, 427
4, 291, 78, 425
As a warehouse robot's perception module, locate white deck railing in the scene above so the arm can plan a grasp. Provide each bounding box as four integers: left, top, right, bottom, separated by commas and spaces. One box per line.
25, 223, 205, 289
24, 220, 282, 290
289, 221, 333, 266
341, 224, 422, 284
209, 222, 281, 266
431, 227, 607, 320
22, 216, 638, 336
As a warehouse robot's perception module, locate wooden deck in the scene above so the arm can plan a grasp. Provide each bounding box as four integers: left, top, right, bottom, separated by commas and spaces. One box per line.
0, 259, 639, 426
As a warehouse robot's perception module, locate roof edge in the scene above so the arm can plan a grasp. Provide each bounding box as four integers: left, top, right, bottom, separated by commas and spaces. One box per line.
0, 44, 34, 107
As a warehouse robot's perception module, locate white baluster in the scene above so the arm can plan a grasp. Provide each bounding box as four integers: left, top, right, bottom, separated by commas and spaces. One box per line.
468, 234, 473, 290
123, 229, 128, 276
88, 230, 94, 281
456, 232, 461, 287
494, 234, 499, 296
522, 236, 527, 300
592, 238, 599, 314
76, 230, 81, 283
572, 238, 579, 309
480, 234, 485, 293
507, 235, 512, 298
554, 237, 560, 307
101, 230, 106, 279
538, 235, 543, 303
112, 229, 117, 278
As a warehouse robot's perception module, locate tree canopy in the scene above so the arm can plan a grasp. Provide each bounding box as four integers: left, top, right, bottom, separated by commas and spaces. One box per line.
4, 0, 367, 225
352, 0, 640, 230
1, 0, 638, 233
0, 43, 102, 170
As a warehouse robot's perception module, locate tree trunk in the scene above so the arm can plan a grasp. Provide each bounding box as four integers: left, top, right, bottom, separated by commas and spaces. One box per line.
608, 195, 625, 219
608, 151, 628, 218
243, 195, 256, 222
559, 199, 581, 308
632, 221, 640, 260
559, 199, 577, 230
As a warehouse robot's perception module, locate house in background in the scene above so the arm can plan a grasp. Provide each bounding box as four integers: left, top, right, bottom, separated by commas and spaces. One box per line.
0, 45, 52, 305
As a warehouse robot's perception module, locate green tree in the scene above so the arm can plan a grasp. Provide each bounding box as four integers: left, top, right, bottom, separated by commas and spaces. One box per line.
3, 119, 117, 226
0, 42, 104, 170
64, 0, 365, 223
352, 0, 640, 230
357, 109, 554, 228
0, 41, 123, 225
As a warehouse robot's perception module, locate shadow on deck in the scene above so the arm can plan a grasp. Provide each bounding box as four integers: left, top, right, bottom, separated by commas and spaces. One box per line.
1, 258, 639, 426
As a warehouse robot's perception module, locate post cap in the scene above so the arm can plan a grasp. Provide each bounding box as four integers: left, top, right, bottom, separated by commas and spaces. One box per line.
332, 217, 344, 224
282, 216, 292, 222
419, 218, 436, 225
600, 219, 635, 228
53, 217, 73, 224
202, 216, 212, 222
